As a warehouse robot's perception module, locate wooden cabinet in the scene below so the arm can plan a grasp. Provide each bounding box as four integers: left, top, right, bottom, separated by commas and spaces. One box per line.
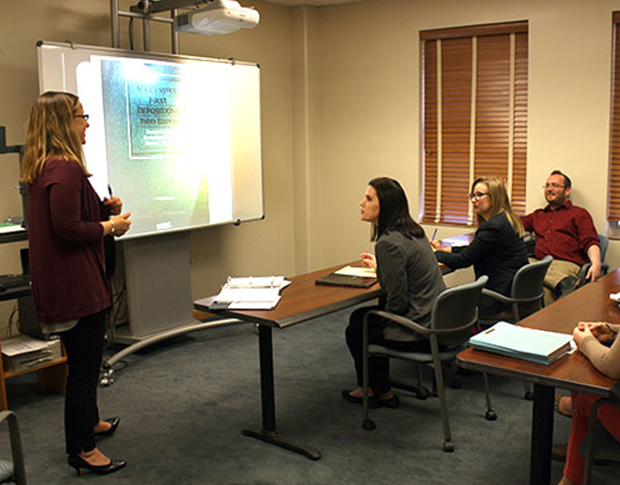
0, 339, 67, 410
0, 283, 68, 411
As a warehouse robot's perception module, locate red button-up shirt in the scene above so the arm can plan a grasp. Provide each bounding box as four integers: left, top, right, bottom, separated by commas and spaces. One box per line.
521, 201, 599, 266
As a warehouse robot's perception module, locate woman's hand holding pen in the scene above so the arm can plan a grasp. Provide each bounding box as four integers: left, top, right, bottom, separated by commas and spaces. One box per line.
430, 239, 451, 252
103, 196, 123, 215
360, 251, 377, 272
102, 195, 131, 237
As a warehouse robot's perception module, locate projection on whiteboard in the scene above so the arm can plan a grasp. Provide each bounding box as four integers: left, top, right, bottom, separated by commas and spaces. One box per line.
96, 57, 231, 233
37, 42, 263, 240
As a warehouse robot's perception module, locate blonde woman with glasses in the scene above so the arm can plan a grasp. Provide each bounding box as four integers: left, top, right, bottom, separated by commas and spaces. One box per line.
22, 91, 131, 476
431, 176, 528, 317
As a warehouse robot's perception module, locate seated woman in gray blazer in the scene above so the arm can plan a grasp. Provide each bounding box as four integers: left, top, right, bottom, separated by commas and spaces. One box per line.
432, 176, 528, 317
343, 177, 445, 409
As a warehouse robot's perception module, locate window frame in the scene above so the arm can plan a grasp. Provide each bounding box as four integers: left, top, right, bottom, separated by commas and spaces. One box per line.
420, 21, 529, 226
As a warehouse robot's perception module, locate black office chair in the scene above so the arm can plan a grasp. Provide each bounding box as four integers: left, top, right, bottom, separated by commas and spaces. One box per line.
476, 255, 552, 401
0, 411, 27, 485
582, 398, 620, 485
478, 254, 553, 326
360, 276, 489, 452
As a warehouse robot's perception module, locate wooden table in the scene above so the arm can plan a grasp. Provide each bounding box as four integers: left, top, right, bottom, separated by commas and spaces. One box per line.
194, 263, 381, 460
458, 268, 620, 485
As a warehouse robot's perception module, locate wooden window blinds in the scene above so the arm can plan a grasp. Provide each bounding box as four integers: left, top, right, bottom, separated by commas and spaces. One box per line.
609, 13, 620, 222
420, 21, 528, 225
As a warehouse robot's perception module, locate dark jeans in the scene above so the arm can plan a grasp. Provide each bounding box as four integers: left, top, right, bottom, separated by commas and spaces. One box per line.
345, 305, 432, 395
60, 310, 107, 456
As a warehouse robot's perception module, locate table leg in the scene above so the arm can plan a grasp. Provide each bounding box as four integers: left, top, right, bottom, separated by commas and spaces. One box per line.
530, 383, 554, 485
242, 324, 321, 460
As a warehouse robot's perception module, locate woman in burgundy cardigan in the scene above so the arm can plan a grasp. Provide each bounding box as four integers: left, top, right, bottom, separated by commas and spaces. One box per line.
21, 92, 131, 476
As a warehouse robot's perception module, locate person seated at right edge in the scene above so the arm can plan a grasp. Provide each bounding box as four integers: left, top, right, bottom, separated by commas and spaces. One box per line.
521, 170, 601, 305
556, 321, 620, 485
342, 177, 446, 409
431, 176, 528, 318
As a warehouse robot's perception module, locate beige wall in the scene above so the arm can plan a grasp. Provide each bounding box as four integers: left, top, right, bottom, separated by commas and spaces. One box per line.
0, 0, 296, 332
308, 0, 620, 272
2, 0, 620, 332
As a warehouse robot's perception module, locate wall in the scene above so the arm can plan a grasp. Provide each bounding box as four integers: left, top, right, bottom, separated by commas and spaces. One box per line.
0, 0, 296, 334
3, 0, 620, 334
308, 0, 620, 274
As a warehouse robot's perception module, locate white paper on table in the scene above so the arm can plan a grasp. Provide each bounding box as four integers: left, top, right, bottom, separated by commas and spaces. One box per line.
215, 287, 281, 303
334, 266, 377, 278
225, 276, 285, 288
228, 297, 281, 310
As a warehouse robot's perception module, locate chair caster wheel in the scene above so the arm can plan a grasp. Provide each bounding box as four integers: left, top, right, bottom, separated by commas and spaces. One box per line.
362, 419, 376, 431
485, 410, 498, 421
524, 391, 534, 401
443, 440, 454, 452
416, 388, 430, 400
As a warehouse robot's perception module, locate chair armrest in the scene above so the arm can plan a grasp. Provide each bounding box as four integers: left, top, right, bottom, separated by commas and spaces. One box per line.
367, 309, 472, 337
366, 310, 432, 336
481, 288, 512, 304
482, 288, 542, 306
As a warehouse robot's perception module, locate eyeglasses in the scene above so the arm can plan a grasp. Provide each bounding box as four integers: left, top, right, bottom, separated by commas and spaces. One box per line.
543, 183, 564, 189
74, 114, 90, 121
469, 192, 489, 201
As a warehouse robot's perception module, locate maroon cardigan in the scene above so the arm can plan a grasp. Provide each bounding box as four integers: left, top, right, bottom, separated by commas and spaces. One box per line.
27, 157, 111, 324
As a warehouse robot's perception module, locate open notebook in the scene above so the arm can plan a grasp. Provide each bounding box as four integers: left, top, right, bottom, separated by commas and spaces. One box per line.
315, 266, 377, 288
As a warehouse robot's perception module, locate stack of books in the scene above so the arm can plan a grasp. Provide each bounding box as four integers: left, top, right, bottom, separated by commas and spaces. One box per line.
469, 321, 574, 365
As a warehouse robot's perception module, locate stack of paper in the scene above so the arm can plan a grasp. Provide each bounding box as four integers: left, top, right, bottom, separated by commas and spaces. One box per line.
1, 335, 63, 373
212, 276, 290, 310
0, 222, 25, 234
334, 266, 377, 278
469, 321, 574, 365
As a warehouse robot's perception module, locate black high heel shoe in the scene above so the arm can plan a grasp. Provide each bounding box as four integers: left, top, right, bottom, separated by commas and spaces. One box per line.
94, 417, 120, 437
68, 455, 127, 476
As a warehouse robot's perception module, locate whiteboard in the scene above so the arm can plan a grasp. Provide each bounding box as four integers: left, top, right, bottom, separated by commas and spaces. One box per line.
37, 41, 264, 240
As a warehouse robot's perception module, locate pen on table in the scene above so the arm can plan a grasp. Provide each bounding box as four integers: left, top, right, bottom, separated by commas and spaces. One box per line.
431, 228, 438, 241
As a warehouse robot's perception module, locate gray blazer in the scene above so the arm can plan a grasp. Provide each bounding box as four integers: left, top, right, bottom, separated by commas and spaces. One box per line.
376, 231, 446, 341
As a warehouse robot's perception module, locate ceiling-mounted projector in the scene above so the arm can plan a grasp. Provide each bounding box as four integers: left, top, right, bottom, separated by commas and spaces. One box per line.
174, 0, 259, 36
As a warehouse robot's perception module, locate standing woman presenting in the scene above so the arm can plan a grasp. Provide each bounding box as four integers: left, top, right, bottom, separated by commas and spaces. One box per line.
21, 92, 131, 475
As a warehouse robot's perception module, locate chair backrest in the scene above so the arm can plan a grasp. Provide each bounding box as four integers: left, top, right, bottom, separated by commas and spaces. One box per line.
511, 255, 553, 319
600, 234, 609, 262
431, 275, 488, 347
